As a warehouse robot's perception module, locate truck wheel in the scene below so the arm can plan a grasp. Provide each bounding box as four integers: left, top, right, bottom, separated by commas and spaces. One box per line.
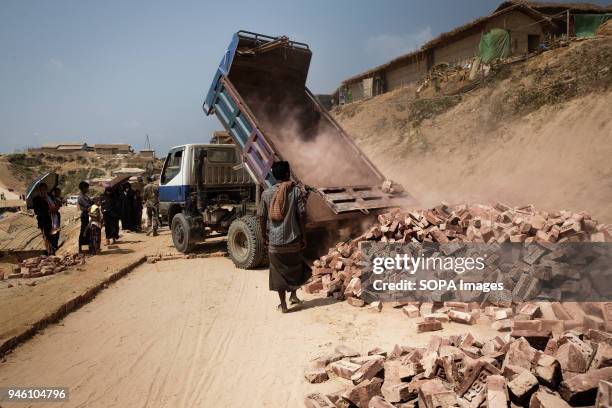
227, 215, 265, 269
171, 213, 194, 253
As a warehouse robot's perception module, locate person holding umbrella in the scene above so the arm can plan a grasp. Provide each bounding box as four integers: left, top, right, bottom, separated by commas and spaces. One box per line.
32, 183, 55, 255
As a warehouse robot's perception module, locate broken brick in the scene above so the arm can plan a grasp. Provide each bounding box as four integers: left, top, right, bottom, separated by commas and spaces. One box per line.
342, 378, 383, 408
559, 367, 612, 406
304, 393, 335, 408
351, 358, 384, 385
508, 370, 539, 404
327, 360, 362, 380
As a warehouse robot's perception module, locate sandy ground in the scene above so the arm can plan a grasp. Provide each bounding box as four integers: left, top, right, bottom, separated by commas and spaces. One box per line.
0, 228, 181, 348
0, 257, 500, 408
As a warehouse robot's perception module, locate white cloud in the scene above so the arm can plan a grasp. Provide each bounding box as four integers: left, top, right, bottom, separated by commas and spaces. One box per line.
46, 58, 64, 70
365, 27, 433, 62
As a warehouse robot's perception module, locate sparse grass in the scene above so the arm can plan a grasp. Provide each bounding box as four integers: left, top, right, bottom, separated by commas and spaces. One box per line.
6, 153, 44, 181
89, 168, 105, 179
337, 102, 363, 119
60, 169, 90, 195
408, 95, 462, 125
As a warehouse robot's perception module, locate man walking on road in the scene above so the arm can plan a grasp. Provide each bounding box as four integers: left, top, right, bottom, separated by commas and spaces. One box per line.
143, 176, 159, 236
259, 161, 311, 313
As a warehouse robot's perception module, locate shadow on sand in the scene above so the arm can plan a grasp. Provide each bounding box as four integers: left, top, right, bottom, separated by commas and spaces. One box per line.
288, 297, 340, 313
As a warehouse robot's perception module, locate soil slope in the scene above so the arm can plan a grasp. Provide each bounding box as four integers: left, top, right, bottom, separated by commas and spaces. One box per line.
335, 37, 612, 221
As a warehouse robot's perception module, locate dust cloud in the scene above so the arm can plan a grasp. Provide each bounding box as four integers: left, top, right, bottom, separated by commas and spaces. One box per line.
250, 101, 382, 188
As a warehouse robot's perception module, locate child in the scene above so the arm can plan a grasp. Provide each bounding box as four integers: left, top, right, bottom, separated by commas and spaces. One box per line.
87, 204, 103, 255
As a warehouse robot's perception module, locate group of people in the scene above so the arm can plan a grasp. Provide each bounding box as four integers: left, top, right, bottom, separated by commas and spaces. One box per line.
76, 177, 159, 254
33, 176, 159, 256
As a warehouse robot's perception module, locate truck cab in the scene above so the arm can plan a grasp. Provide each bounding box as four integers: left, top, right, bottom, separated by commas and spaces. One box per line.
159, 143, 254, 227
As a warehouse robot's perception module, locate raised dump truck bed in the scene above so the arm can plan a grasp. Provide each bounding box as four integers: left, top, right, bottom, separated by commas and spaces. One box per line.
204, 31, 406, 224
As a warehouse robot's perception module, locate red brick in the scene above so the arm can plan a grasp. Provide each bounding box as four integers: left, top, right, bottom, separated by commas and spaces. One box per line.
351, 358, 384, 385
513, 320, 542, 331
304, 367, 329, 383
529, 389, 571, 408
487, 375, 509, 408
448, 309, 475, 325
346, 297, 365, 307
402, 305, 420, 318
559, 367, 612, 406
492, 319, 512, 331
510, 330, 551, 351
311, 352, 343, 369
518, 303, 540, 319
418, 378, 457, 408
342, 378, 383, 408
508, 370, 539, 404
417, 320, 442, 333
584, 315, 606, 331
590, 342, 612, 370
304, 392, 335, 408
303, 279, 323, 294
595, 380, 612, 408
555, 341, 593, 373
327, 360, 361, 380
367, 396, 394, 408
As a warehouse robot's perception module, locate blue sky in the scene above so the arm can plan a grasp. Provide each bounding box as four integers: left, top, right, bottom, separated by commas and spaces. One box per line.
0, 0, 606, 155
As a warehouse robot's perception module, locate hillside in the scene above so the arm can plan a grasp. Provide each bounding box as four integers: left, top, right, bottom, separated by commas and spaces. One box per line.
0, 152, 163, 196
334, 37, 612, 222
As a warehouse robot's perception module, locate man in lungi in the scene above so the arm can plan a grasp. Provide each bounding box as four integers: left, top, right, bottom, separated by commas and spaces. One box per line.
259, 161, 311, 313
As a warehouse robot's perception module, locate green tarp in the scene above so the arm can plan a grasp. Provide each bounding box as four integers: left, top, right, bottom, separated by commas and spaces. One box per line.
574, 14, 612, 37
478, 28, 511, 63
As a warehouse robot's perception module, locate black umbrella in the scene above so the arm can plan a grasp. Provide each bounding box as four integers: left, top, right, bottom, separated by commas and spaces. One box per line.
109, 174, 131, 189
25, 172, 58, 209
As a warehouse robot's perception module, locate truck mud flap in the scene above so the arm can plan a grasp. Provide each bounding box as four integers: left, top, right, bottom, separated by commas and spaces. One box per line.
316, 186, 406, 214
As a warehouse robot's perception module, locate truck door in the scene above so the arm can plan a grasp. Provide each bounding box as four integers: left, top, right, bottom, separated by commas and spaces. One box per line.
159, 147, 187, 203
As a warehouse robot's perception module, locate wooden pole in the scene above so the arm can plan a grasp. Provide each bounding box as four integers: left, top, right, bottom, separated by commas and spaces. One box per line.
566, 10, 570, 38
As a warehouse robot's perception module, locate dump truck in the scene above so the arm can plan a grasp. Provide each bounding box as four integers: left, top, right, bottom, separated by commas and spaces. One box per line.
165, 30, 406, 268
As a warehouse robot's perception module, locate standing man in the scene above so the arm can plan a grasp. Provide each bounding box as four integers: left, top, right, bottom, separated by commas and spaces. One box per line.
143, 176, 159, 236
259, 161, 311, 313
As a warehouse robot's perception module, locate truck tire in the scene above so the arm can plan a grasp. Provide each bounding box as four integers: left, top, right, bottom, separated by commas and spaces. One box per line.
171, 213, 195, 253
227, 215, 266, 269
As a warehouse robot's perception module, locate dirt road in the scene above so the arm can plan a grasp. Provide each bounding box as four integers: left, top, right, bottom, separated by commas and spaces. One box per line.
0, 256, 501, 408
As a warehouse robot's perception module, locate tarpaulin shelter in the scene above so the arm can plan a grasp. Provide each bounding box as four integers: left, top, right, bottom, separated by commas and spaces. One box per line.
478, 28, 512, 63
574, 14, 612, 37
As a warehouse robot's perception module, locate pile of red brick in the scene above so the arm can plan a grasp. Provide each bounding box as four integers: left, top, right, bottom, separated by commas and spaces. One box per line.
304, 325, 612, 407
377, 301, 611, 336
303, 203, 611, 302
1, 254, 86, 280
